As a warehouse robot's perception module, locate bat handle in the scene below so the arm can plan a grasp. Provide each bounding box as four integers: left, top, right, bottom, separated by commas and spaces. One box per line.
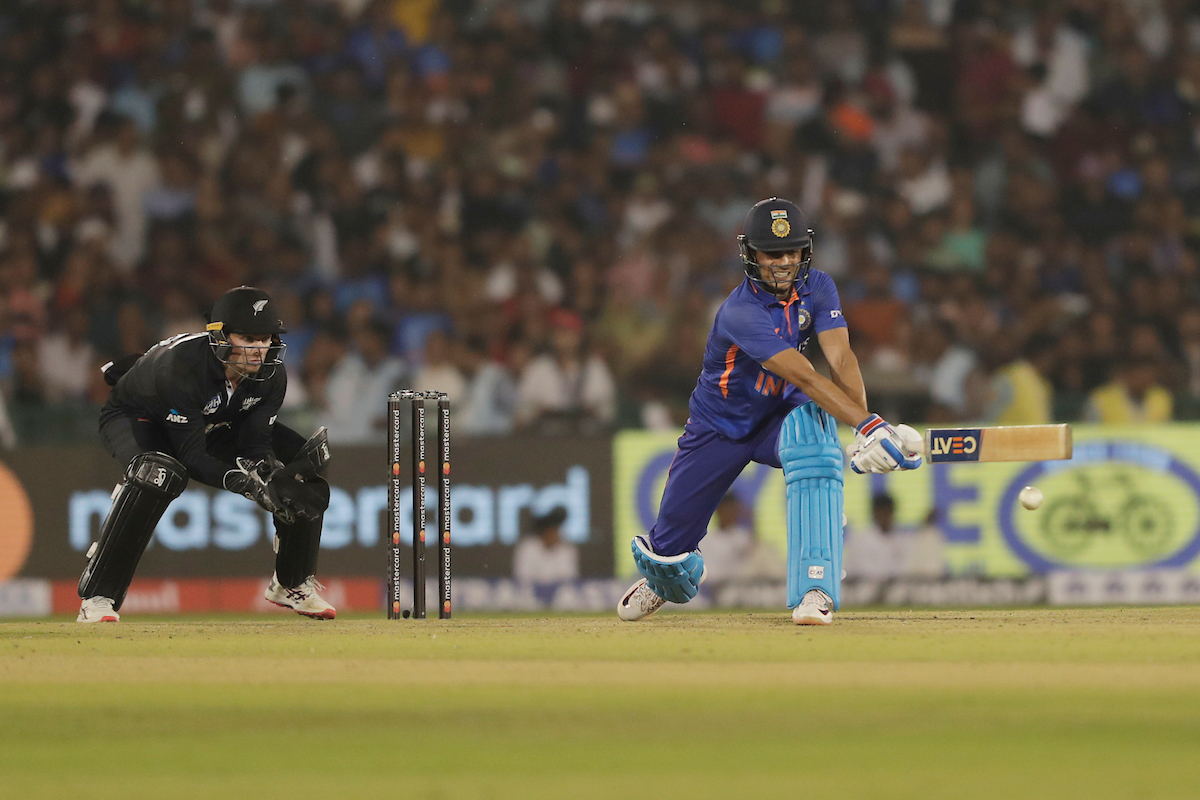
894, 424, 926, 459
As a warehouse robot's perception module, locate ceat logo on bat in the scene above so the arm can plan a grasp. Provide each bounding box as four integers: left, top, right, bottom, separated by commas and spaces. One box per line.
929, 429, 981, 462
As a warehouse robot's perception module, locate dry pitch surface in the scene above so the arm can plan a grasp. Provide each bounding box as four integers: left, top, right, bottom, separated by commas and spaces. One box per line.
2, 607, 1200, 799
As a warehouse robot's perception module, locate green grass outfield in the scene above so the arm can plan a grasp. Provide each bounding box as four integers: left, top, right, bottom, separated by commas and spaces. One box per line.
2, 608, 1200, 800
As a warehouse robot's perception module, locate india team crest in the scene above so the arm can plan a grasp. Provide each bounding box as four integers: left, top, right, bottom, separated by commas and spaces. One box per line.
797, 308, 812, 329
770, 209, 790, 238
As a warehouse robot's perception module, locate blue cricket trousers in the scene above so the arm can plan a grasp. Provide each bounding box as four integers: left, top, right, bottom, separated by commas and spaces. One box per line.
648, 406, 793, 556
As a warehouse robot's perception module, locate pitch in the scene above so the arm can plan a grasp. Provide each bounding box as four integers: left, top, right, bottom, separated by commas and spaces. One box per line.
3, 608, 1199, 799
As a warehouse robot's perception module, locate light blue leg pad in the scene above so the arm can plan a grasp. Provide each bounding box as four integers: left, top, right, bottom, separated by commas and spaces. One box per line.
778, 403, 845, 609
631, 536, 705, 605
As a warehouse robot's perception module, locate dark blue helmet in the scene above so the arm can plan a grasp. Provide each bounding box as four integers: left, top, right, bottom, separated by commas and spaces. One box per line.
737, 197, 815, 291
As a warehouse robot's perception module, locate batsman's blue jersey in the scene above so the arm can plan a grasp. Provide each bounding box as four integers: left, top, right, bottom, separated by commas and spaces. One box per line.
689, 271, 847, 439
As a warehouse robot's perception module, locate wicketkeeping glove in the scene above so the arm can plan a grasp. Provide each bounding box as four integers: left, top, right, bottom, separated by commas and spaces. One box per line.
848, 415, 923, 474
223, 457, 296, 523
270, 474, 328, 520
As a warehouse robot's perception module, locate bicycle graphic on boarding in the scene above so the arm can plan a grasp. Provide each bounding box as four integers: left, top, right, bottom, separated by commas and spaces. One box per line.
1038, 470, 1174, 559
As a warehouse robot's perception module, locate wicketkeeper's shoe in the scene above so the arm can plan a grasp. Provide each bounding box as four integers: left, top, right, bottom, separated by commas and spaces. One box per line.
617, 578, 667, 621
265, 574, 336, 620
792, 589, 833, 625
77, 597, 119, 623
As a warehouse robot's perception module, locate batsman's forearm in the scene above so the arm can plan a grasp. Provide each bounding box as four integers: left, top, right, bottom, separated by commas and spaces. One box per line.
762, 349, 869, 427
829, 351, 868, 411
796, 371, 871, 428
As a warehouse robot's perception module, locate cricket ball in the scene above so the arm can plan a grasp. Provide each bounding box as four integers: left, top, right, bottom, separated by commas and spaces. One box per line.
1018, 485, 1043, 510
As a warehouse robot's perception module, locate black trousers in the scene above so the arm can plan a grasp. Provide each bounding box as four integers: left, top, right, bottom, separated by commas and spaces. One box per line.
99, 412, 307, 482
97, 412, 326, 587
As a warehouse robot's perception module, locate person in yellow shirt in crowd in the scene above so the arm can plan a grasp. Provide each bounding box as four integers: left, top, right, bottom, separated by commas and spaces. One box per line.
1085, 357, 1174, 424
986, 335, 1056, 424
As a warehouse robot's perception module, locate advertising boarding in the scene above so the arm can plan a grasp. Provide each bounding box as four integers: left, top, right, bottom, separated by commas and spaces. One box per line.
0, 437, 613, 582
614, 425, 1200, 579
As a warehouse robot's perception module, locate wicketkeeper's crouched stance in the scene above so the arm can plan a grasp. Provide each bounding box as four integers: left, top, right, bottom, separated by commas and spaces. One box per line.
618, 199, 923, 626
77, 286, 336, 622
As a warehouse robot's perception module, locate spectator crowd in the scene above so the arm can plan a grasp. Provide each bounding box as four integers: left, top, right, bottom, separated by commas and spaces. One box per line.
3, 0, 1200, 445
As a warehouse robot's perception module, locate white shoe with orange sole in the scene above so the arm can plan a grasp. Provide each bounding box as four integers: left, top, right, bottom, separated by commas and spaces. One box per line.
265, 574, 336, 620
77, 597, 119, 623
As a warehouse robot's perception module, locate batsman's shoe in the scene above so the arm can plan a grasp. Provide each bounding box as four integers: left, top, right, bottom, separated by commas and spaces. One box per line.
265, 574, 336, 620
77, 596, 119, 623
617, 578, 667, 621
792, 589, 833, 626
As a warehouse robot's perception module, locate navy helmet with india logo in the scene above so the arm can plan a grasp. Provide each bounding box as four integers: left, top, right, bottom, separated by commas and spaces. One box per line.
207, 286, 287, 379
737, 197, 815, 290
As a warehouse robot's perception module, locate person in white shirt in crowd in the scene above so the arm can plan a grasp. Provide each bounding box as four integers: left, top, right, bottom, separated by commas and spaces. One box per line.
37, 308, 94, 403
512, 508, 579, 585
72, 116, 161, 271
1011, 4, 1089, 136
410, 329, 466, 403
515, 310, 616, 433
906, 508, 946, 579
320, 318, 405, 444
844, 493, 945, 580
701, 493, 787, 587
456, 335, 517, 436
844, 493, 905, 580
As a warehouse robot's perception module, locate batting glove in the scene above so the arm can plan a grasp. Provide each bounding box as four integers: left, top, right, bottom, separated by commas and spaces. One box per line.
849, 415, 923, 474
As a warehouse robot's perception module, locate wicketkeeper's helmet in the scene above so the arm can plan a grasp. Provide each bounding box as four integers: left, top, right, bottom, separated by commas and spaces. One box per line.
207, 286, 287, 379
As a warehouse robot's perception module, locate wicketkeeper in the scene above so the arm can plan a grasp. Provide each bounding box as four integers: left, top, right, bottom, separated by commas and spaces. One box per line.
77, 286, 336, 622
617, 198, 923, 626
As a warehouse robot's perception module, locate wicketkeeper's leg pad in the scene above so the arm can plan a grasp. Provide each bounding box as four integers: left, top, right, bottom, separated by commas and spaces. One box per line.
631, 536, 705, 605
79, 452, 189, 610
273, 476, 330, 588
779, 403, 845, 609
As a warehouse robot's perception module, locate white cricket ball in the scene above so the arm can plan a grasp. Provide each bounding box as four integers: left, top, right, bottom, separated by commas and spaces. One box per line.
1018, 485, 1043, 510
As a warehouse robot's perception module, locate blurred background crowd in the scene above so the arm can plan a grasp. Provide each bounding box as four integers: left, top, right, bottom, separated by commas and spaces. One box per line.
3, 0, 1200, 446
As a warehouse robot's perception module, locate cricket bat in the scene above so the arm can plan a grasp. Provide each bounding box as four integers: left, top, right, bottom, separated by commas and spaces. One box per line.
921, 424, 1073, 463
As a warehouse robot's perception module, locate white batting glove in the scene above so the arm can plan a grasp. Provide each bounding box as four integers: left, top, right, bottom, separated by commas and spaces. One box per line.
849, 415, 923, 474
894, 424, 924, 460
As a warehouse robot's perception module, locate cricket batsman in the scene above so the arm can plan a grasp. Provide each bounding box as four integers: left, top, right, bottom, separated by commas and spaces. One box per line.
76, 286, 336, 622
618, 198, 923, 625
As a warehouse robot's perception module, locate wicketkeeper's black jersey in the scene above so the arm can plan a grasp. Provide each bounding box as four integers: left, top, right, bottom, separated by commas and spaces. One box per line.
102, 333, 286, 487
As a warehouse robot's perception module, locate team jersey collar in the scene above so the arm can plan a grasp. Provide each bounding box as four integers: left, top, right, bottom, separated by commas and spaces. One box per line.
745, 277, 807, 308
